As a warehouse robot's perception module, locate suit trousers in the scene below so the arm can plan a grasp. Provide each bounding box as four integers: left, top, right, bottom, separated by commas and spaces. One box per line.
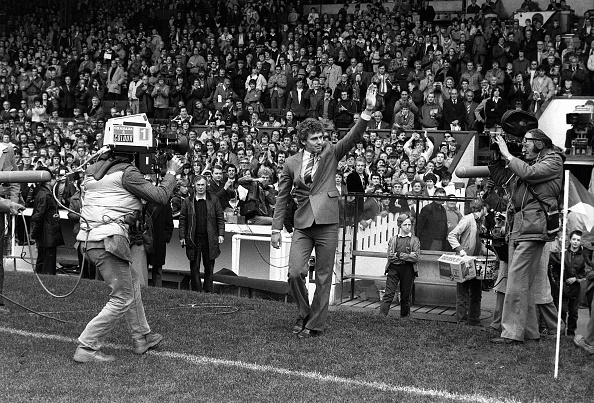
288, 223, 338, 332
35, 246, 57, 275
500, 240, 545, 341
78, 248, 150, 350
190, 236, 214, 292
456, 278, 482, 325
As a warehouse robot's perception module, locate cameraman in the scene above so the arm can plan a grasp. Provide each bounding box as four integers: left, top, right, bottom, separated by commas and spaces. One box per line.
73, 152, 182, 363
489, 129, 563, 344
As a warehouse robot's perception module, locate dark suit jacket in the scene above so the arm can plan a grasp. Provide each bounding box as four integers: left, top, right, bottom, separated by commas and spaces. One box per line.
417, 201, 448, 250
272, 117, 367, 230
286, 89, 310, 118
441, 99, 468, 130
345, 171, 368, 194
367, 120, 390, 131
316, 98, 336, 121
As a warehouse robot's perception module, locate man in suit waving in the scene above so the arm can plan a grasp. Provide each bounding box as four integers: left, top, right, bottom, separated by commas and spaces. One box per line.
271, 84, 378, 338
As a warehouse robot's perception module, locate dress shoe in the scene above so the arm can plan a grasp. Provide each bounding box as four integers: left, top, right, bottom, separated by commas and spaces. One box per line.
297, 328, 321, 339
0, 305, 11, 315
133, 332, 163, 354
573, 335, 594, 355
490, 337, 524, 345
73, 346, 116, 363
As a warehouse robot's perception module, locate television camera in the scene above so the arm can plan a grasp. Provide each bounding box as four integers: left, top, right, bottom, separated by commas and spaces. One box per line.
565, 102, 594, 155
487, 109, 539, 158
102, 114, 188, 174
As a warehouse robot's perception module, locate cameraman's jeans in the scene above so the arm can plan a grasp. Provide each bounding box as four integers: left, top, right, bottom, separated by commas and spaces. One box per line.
501, 240, 545, 341
78, 248, 150, 350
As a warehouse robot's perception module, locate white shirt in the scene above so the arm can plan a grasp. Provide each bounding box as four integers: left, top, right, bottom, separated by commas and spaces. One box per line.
301, 149, 320, 183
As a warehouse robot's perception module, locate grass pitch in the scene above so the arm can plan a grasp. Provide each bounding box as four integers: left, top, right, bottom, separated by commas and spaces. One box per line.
0, 271, 592, 403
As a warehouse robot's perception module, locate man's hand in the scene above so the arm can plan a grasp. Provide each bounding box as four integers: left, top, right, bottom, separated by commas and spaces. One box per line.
459, 249, 467, 257
271, 232, 281, 249
365, 83, 377, 110
180, 239, 186, 248
8, 201, 25, 215
494, 135, 512, 160
218, 236, 224, 244
166, 155, 183, 174
566, 277, 577, 285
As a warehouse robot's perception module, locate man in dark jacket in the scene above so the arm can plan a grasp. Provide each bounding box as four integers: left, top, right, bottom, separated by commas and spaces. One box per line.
136, 75, 154, 118
442, 88, 468, 130
179, 175, 225, 292
31, 169, 64, 275
146, 201, 174, 288
489, 127, 563, 344
416, 187, 449, 250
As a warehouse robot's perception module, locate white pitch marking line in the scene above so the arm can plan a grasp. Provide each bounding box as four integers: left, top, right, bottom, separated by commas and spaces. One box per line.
0, 326, 516, 403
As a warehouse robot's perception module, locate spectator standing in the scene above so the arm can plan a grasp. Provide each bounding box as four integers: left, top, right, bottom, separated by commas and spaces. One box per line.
128, 75, 142, 114
151, 76, 170, 120
106, 58, 126, 100
268, 65, 288, 110
31, 168, 64, 275
286, 78, 310, 122
179, 175, 225, 293
417, 187, 449, 250
146, 201, 174, 288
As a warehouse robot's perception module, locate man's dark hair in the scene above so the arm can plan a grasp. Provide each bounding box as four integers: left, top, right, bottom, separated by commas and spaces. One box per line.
296, 118, 324, 146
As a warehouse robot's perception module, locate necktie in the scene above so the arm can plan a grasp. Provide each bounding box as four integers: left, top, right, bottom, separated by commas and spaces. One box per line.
304, 154, 315, 184
453, 100, 456, 105
466, 103, 471, 114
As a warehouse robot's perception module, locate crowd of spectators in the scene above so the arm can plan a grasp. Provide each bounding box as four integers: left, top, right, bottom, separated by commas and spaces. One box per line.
0, 0, 592, 234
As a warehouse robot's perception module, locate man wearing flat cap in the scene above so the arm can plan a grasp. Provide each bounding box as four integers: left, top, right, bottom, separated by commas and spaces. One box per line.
489, 121, 563, 344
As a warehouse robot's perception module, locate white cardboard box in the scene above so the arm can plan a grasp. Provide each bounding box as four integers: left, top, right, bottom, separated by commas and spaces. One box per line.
438, 254, 477, 282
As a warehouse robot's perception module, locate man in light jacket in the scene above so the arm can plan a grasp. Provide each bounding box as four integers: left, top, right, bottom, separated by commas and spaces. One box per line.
448, 200, 489, 325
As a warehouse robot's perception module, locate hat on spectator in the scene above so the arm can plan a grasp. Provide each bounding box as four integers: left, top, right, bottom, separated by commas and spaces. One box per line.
202, 168, 212, 176
179, 178, 190, 187
290, 61, 299, 67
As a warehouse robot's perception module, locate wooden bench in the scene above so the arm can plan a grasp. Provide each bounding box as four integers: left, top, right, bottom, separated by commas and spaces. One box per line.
347, 250, 457, 307
148, 268, 290, 301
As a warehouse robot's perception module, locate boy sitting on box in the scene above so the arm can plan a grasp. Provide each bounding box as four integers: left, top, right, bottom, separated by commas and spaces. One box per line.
447, 200, 489, 325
